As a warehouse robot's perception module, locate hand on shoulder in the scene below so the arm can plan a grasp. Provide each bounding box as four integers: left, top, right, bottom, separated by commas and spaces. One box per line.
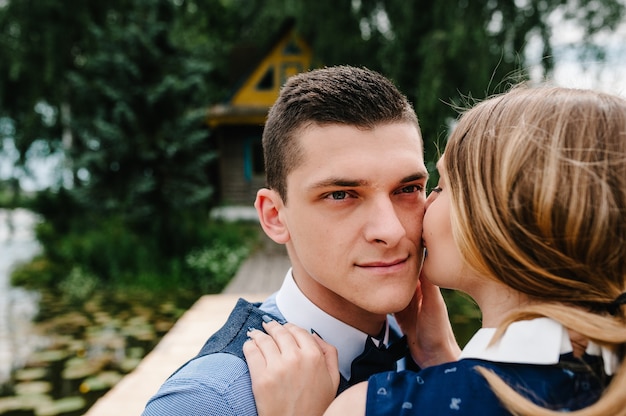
244, 319, 339, 416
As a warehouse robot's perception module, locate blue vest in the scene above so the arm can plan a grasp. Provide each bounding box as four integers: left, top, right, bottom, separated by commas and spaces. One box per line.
197, 298, 284, 357
170, 297, 417, 394
168, 298, 280, 380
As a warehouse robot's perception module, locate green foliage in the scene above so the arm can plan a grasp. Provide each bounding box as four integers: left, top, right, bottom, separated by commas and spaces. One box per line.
63, 1, 219, 254
10, 255, 64, 288
0, 178, 21, 208
34, 216, 158, 285
186, 242, 252, 293
1, 0, 220, 257
2, 0, 625, 320
0, 1, 122, 155
442, 290, 482, 348
183, 219, 261, 292
58, 267, 99, 304
287, 0, 626, 167
11, 208, 261, 296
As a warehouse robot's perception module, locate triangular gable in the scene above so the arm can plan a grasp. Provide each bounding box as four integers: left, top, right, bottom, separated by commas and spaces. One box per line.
207, 23, 312, 127
231, 27, 312, 107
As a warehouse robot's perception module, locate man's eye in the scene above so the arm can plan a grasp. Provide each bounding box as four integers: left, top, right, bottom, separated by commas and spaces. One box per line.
329, 191, 349, 200
397, 185, 423, 194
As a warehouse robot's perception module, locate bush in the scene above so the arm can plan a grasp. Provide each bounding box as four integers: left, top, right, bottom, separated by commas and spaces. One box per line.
186, 242, 251, 293
10, 256, 63, 288
11, 211, 261, 295
58, 267, 99, 303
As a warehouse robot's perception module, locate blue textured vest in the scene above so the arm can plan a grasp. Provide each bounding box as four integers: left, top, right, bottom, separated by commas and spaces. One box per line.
169, 297, 418, 394
196, 298, 284, 357
168, 297, 280, 381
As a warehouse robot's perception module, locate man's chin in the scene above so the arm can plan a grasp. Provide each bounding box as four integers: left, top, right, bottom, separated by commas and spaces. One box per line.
371, 291, 415, 314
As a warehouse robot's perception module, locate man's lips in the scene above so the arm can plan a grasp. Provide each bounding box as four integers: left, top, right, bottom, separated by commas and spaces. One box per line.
357, 257, 408, 268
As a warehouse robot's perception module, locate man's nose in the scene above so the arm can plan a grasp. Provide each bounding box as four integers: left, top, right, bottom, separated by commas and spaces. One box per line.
364, 197, 406, 246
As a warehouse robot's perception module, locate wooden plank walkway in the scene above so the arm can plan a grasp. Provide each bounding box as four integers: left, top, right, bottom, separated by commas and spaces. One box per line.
221, 235, 290, 294
85, 238, 291, 416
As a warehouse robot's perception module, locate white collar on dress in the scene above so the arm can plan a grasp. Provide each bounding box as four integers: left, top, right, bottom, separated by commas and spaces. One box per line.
459, 317, 618, 375
276, 268, 388, 381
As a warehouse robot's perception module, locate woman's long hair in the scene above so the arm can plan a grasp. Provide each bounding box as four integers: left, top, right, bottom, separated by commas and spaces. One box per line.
443, 85, 626, 415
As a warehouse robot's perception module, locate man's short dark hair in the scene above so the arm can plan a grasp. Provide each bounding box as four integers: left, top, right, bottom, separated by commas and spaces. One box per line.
262, 65, 420, 201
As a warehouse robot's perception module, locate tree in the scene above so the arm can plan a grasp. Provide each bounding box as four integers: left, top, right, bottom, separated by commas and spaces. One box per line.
64, 0, 218, 254
226, 0, 620, 169
0, 0, 623, 284
0, 1, 121, 163
0, 0, 224, 256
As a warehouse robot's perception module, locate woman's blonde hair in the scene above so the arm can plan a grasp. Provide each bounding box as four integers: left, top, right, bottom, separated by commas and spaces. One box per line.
443, 85, 626, 415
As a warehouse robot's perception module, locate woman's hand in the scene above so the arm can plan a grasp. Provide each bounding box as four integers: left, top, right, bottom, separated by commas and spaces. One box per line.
394, 273, 461, 368
243, 319, 340, 416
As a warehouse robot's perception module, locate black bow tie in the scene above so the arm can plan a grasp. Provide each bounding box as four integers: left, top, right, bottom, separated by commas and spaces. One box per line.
348, 335, 408, 385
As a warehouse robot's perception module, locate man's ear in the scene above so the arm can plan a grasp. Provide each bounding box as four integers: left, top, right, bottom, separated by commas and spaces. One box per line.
254, 188, 290, 244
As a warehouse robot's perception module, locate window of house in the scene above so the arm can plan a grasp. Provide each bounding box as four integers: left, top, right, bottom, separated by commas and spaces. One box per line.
283, 39, 302, 55
256, 66, 274, 91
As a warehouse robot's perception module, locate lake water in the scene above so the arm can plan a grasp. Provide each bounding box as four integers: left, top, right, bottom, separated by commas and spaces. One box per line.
0, 209, 43, 385
0, 209, 46, 385
0, 209, 194, 414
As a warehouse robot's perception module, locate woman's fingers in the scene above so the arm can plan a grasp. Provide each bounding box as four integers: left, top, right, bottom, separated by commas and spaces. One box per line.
245, 322, 283, 364
245, 319, 333, 375
243, 319, 338, 416
312, 332, 340, 390
242, 334, 267, 372
262, 320, 308, 350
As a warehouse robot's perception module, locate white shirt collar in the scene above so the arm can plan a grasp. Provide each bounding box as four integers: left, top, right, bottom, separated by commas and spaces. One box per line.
276, 268, 387, 381
459, 317, 618, 375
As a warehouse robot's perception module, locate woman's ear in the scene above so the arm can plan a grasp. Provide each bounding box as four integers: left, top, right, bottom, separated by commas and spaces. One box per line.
254, 188, 290, 244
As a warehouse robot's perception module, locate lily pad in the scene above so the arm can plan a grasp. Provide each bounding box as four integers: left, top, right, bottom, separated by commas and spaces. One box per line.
35, 396, 85, 416
80, 371, 123, 393
14, 367, 47, 381
14, 381, 52, 395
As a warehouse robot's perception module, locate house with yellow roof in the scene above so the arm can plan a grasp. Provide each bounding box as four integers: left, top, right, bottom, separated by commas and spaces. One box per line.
207, 20, 313, 206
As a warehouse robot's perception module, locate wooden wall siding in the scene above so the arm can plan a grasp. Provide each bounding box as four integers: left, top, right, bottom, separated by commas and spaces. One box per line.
217, 132, 265, 205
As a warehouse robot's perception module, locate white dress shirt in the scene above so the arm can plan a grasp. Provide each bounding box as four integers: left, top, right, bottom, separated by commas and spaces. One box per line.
275, 268, 389, 381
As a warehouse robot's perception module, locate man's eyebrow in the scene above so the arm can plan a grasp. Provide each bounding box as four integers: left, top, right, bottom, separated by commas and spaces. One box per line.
308, 171, 428, 190
400, 172, 429, 183
308, 178, 368, 190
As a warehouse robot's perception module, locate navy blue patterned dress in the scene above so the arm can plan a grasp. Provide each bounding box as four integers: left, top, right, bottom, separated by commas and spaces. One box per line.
367, 353, 607, 415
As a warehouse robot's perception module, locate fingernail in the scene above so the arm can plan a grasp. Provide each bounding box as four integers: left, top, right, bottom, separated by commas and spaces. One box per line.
311, 329, 323, 339
247, 326, 256, 333
261, 314, 274, 323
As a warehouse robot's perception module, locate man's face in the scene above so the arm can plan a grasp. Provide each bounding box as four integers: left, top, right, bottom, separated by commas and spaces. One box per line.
280, 122, 428, 330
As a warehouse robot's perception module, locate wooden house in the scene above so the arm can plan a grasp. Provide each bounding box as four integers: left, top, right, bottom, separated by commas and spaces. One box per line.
207, 21, 312, 206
